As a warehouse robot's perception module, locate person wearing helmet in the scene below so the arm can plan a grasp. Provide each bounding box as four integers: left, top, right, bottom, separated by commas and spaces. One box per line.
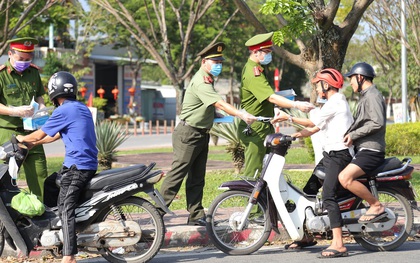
338, 63, 386, 223
17, 71, 98, 263
272, 68, 353, 256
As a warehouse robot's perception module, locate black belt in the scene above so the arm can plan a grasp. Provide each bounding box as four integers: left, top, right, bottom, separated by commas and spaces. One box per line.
180, 120, 210, 134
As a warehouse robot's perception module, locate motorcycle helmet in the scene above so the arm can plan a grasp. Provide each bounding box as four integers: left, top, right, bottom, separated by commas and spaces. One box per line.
343, 62, 376, 78
311, 68, 344, 89
48, 71, 77, 106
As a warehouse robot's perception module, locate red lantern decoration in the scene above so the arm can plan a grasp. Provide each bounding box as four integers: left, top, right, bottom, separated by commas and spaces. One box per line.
79, 86, 87, 97
128, 87, 136, 96
112, 86, 119, 100
97, 86, 105, 99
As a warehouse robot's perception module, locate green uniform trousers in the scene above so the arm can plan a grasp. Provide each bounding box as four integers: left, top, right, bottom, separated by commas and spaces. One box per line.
160, 123, 209, 221
238, 122, 273, 177
0, 128, 48, 201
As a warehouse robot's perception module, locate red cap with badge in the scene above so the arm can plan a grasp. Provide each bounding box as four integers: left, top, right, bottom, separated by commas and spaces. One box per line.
7, 37, 39, 53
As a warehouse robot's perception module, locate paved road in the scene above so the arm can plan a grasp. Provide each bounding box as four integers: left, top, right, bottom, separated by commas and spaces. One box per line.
72, 240, 420, 263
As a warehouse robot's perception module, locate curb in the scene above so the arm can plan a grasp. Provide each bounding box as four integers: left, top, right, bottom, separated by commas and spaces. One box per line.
162, 221, 420, 249
3, 218, 420, 258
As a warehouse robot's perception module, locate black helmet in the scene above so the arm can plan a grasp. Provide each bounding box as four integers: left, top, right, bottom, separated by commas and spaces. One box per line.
344, 62, 376, 78
48, 71, 77, 102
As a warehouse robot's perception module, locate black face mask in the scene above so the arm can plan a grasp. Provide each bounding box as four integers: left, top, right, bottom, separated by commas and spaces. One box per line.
320, 81, 328, 100
53, 99, 60, 107
356, 75, 365, 92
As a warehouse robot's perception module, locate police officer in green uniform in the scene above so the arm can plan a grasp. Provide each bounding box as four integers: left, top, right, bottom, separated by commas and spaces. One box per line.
239, 32, 314, 177
159, 42, 256, 226
0, 37, 48, 200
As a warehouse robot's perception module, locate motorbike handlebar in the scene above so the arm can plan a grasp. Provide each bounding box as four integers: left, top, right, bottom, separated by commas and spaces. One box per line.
255, 116, 272, 122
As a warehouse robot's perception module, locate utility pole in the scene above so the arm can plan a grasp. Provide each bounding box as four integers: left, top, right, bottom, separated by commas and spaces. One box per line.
401, 0, 407, 123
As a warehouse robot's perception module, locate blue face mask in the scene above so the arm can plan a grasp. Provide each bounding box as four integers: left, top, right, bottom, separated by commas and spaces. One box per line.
259, 52, 272, 65
209, 63, 222, 77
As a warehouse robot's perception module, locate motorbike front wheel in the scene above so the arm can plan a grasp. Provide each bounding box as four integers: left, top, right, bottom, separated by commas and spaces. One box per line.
206, 190, 271, 255
95, 197, 165, 263
353, 188, 414, 251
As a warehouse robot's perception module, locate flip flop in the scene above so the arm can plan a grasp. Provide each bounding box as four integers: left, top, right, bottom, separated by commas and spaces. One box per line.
358, 211, 388, 224
317, 249, 349, 258
284, 240, 317, 250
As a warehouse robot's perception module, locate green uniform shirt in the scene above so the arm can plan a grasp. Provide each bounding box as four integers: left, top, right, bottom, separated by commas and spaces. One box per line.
240, 58, 275, 133
0, 60, 45, 129
180, 68, 222, 129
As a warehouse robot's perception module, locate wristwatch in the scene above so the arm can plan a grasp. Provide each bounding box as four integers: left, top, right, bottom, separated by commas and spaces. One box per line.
288, 115, 294, 123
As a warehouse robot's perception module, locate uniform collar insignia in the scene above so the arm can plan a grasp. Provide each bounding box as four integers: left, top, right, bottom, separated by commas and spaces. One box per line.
204, 75, 213, 84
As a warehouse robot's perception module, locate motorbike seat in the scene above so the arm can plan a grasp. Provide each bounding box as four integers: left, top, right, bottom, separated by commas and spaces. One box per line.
367, 157, 402, 177
85, 164, 148, 191
313, 163, 326, 180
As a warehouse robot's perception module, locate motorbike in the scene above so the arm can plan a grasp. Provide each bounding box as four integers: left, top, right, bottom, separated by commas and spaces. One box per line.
0, 136, 172, 263
206, 132, 417, 255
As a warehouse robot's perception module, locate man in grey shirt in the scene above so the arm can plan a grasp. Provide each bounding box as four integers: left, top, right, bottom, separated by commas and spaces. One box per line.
338, 62, 386, 225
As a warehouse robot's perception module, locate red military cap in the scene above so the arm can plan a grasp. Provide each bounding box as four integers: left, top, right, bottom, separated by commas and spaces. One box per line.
7, 37, 39, 53
245, 32, 274, 51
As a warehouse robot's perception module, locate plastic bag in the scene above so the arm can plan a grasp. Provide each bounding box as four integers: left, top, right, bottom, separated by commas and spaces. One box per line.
11, 190, 45, 217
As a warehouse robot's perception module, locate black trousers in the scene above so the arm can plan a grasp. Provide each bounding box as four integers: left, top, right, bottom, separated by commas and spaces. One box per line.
58, 165, 95, 256
321, 149, 353, 229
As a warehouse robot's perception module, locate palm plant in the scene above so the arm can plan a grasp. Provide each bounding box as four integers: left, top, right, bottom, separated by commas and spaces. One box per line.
96, 120, 129, 170
210, 117, 244, 173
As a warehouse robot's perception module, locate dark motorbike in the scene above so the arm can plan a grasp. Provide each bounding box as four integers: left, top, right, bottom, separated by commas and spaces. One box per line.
0, 136, 171, 263
206, 133, 417, 255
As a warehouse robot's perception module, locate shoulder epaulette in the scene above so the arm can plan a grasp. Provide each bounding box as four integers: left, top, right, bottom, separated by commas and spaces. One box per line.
253, 66, 263, 76
30, 63, 41, 70
204, 75, 213, 84
0, 65, 6, 71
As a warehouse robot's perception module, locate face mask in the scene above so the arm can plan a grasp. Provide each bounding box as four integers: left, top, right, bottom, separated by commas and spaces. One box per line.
13, 60, 32, 72
259, 52, 272, 65
209, 63, 222, 77
316, 96, 328, 104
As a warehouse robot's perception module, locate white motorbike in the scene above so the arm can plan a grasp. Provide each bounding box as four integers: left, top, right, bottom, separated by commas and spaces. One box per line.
206, 132, 417, 255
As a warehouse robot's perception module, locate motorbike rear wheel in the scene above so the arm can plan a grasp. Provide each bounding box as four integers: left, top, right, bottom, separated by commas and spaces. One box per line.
353, 188, 413, 251
206, 190, 271, 255
95, 197, 165, 263
0, 223, 4, 255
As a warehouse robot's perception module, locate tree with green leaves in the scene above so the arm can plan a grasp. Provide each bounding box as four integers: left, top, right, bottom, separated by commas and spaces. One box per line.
233, 0, 375, 101
89, 0, 241, 114
0, 0, 63, 55
364, 0, 420, 119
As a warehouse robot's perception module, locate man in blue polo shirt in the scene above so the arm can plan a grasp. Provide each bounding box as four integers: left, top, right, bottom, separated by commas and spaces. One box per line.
17, 71, 97, 263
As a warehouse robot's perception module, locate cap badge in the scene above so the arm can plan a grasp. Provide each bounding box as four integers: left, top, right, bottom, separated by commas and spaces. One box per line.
23, 41, 32, 47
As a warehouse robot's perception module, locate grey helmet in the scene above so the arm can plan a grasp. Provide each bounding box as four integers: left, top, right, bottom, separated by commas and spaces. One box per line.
344, 62, 376, 78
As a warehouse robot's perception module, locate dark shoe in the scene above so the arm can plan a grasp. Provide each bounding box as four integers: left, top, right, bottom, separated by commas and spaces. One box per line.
284, 240, 317, 250
187, 217, 206, 226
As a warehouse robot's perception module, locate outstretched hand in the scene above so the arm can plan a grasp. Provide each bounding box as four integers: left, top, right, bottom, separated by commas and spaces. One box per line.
237, 109, 257, 125
270, 110, 289, 124
9, 105, 34, 118
294, 101, 315, 113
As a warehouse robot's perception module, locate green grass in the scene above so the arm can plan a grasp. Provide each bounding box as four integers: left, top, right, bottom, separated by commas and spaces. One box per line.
33, 146, 420, 212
